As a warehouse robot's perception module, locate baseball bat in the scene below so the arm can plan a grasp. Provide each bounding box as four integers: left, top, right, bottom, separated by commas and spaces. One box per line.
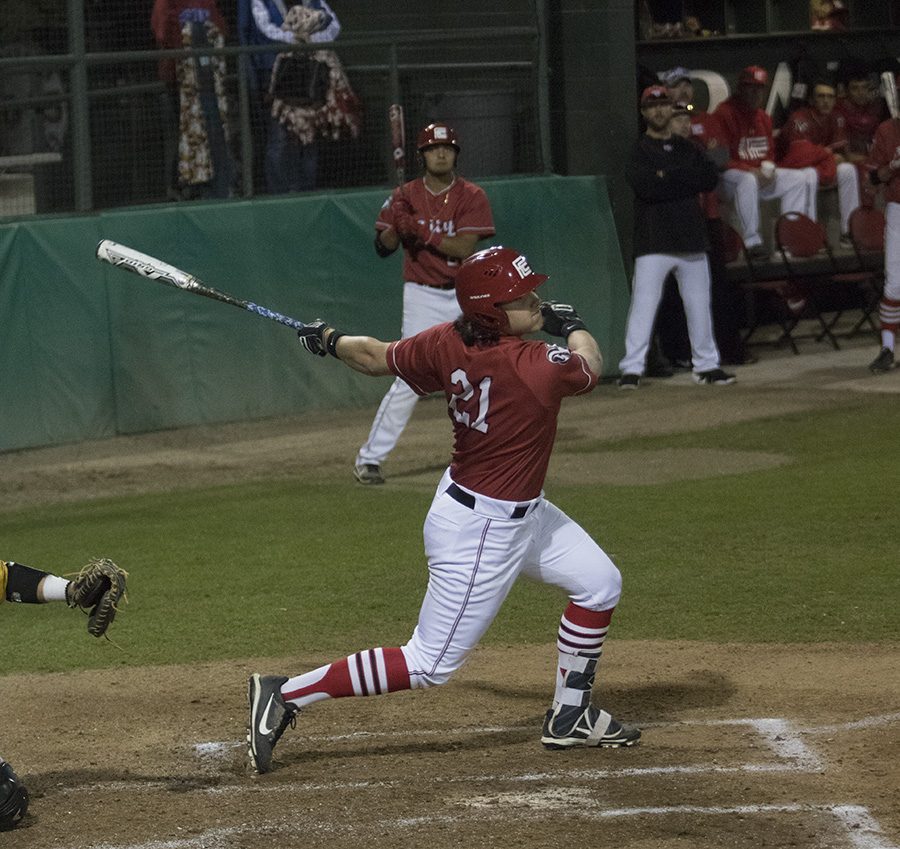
95, 240, 310, 331
389, 103, 405, 185
881, 71, 899, 120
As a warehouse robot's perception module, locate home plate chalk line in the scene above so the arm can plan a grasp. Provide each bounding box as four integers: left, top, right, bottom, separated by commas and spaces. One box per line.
58, 713, 900, 849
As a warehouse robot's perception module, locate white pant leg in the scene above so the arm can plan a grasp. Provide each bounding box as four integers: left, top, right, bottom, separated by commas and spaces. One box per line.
719, 169, 762, 247
519, 500, 622, 612
673, 253, 720, 372
401, 473, 539, 687
885, 202, 900, 302
356, 283, 459, 466
836, 161, 860, 234
618, 253, 674, 375
762, 166, 818, 221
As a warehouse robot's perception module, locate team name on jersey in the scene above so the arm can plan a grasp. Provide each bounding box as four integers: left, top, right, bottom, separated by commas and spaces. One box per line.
738, 135, 768, 160
425, 219, 457, 238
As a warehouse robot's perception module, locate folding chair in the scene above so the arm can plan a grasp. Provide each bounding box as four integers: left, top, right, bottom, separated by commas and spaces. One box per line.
846, 206, 886, 336
724, 223, 809, 354
773, 211, 877, 350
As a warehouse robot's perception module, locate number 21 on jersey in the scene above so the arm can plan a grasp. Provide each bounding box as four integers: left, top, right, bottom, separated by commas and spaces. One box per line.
449, 368, 491, 433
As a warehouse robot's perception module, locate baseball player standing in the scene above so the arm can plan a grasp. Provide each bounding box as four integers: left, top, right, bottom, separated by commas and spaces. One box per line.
354, 123, 495, 485
618, 85, 735, 388
247, 246, 640, 774
866, 113, 900, 372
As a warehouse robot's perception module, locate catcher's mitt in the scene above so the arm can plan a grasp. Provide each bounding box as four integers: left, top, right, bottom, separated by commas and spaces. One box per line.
66, 558, 128, 638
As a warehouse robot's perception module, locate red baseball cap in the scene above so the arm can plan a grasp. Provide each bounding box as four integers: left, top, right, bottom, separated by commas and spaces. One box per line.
641, 85, 672, 105
739, 66, 769, 86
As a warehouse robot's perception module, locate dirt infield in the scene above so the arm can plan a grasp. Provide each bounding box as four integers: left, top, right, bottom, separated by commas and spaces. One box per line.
3, 341, 899, 848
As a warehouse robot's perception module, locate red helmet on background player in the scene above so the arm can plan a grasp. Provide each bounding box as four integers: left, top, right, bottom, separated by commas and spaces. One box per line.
417, 123, 461, 153
455, 246, 549, 328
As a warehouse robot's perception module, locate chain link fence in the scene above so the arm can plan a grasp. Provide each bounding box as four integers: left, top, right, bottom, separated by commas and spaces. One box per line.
1, 2, 547, 220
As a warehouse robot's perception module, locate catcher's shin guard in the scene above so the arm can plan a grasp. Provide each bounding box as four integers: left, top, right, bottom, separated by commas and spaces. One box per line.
247, 674, 299, 774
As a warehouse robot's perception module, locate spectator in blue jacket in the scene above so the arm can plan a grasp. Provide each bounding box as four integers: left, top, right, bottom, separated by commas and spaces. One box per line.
237, 0, 340, 193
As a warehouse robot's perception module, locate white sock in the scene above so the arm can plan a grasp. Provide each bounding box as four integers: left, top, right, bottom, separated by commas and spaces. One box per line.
881, 331, 895, 351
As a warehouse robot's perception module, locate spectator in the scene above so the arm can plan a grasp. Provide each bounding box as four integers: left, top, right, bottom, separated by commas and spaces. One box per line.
810, 0, 849, 30
617, 86, 735, 389
269, 6, 361, 161
152, 0, 234, 199
835, 67, 886, 161
352, 123, 496, 485
237, 0, 340, 194
714, 66, 818, 261
865, 113, 900, 373
779, 80, 860, 243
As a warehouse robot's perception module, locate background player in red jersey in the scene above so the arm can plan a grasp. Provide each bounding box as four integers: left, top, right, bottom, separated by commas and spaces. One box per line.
247, 246, 640, 774
354, 123, 495, 485
866, 114, 900, 372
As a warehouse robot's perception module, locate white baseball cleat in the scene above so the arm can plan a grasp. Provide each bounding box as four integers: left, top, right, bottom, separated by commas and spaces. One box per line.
541, 705, 641, 749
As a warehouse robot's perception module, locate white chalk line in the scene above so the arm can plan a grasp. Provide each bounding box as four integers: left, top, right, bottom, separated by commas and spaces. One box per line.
190, 711, 900, 759
72, 803, 900, 849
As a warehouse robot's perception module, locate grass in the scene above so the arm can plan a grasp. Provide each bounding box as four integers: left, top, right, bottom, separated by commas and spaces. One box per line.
1, 396, 897, 675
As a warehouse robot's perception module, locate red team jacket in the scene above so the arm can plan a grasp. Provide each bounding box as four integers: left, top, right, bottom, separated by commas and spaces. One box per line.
713, 96, 775, 171
835, 98, 886, 157
868, 118, 900, 205
780, 106, 848, 154
376, 177, 495, 287
387, 323, 597, 501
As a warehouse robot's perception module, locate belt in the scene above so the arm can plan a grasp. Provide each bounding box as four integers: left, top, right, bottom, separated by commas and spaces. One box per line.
445, 482, 536, 520
413, 281, 455, 291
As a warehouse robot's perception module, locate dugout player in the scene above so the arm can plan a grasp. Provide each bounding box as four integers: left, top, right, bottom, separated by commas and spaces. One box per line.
866, 112, 900, 372
247, 246, 641, 774
618, 86, 735, 388
714, 66, 818, 261
353, 123, 495, 485
0, 557, 95, 830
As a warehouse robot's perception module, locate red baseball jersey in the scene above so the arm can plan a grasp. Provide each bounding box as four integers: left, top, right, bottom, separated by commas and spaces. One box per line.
376, 177, 495, 287
835, 98, 886, 156
387, 323, 598, 501
868, 118, 900, 204
713, 97, 774, 171
780, 105, 847, 152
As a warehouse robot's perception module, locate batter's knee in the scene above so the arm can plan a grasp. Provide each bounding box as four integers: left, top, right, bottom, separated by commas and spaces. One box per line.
571, 560, 623, 612
400, 643, 460, 689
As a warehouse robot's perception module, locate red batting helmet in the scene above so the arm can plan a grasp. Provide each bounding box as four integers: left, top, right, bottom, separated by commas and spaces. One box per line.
455, 246, 549, 328
417, 123, 460, 153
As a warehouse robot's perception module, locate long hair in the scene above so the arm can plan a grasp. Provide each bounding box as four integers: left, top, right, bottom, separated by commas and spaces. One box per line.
453, 317, 501, 347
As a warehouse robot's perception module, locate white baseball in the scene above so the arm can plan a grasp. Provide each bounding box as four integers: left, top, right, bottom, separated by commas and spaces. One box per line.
760, 160, 776, 179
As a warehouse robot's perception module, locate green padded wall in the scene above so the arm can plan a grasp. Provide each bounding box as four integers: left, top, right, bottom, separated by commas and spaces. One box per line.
0, 175, 629, 452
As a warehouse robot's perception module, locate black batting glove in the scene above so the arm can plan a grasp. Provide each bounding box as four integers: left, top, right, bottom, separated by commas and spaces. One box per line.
540, 301, 588, 339
298, 319, 329, 357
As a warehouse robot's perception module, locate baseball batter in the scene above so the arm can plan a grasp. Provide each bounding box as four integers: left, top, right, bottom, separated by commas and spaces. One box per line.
247, 246, 640, 774
354, 123, 495, 485
0, 557, 127, 830
618, 85, 734, 388
866, 114, 900, 372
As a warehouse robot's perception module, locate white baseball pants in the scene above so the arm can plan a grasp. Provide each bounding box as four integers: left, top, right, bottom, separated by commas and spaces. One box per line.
618, 252, 720, 375
400, 469, 622, 688
356, 282, 459, 467
835, 161, 860, 235
719, 166, 818, 248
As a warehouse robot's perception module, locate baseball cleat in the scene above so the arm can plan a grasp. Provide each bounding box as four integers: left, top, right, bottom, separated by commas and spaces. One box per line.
541, 705, 641, 749
353, 463, 385, 485
869, 347, 895, 374
617, 373, 640, 390
692, 368, 736, 385
247, 674, 298, 774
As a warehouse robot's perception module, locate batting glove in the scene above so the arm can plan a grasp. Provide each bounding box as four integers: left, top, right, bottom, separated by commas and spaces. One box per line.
540, 301, 588, 338
298, 319, 329, 357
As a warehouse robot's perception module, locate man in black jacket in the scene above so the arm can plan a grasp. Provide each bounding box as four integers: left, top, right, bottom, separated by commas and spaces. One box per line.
618, 86, 735, 389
